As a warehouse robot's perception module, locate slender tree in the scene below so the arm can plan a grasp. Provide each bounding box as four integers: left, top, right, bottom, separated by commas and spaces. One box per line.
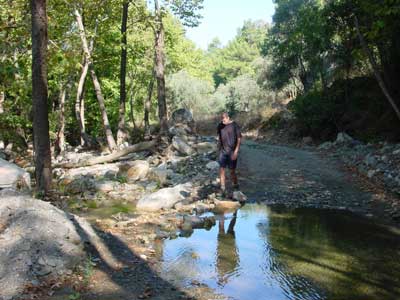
0, 92, 4, 114
144, 70, 155, 136
150, 0, 204, 134
153, 0, 168, 133
117, 0, 129, 145
31, 0, 52, 193
55, 83, 66, 155
74, 8, 117, 151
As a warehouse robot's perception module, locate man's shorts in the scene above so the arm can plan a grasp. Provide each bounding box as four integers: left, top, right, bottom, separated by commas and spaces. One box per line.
218, 152, 238, 169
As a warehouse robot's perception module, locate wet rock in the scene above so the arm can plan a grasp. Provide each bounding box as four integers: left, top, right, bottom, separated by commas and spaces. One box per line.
136, 183, 192, 211
126, 160, 150, 182
214, 200, 241, 212
182, 215, 216, 229
232, 190, 247, 202
172, 136, 194, 156
0, 158, 31, 190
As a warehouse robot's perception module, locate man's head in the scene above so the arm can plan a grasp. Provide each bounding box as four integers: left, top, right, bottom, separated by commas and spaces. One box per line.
221, 112, 231, 125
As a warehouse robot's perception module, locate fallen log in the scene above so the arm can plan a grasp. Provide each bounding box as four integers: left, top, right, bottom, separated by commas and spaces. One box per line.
56, 140, 158, 168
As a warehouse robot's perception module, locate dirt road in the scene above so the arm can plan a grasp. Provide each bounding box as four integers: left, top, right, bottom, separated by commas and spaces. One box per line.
239, 140, 394, 221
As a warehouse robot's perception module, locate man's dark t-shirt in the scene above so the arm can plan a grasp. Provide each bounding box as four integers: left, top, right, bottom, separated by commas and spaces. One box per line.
217, 122, 242, 154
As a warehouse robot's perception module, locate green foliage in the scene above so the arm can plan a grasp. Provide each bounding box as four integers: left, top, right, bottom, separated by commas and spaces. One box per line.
289, 77, 399, 140
166, 70, 214, 117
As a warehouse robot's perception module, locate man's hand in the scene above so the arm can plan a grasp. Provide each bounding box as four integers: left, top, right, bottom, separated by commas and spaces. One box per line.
231, 151, 238, 161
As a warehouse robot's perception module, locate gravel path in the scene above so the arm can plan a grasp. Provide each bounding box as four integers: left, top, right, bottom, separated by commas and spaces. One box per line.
239, 140, 396, 224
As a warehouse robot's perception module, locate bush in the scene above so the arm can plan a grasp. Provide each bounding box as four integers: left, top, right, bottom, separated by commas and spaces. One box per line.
288, 77, 400, 141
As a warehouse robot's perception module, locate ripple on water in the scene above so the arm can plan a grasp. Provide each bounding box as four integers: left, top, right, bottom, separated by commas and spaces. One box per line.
159, 204, 400, 300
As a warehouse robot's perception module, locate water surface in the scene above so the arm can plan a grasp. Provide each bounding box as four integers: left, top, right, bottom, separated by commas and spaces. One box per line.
158, 204, 400, 300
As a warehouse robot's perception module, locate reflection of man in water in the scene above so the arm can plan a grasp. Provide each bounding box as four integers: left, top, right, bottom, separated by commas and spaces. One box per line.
216, 211, 239, 286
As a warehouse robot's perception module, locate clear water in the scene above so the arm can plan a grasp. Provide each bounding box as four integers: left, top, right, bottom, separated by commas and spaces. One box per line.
158, 204, 400, 300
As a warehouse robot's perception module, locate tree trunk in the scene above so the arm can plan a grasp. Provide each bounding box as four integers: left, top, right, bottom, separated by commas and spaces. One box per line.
117, 0, 129, 146
31, 0, 52, 194
0, 91, 4, 114
144, 72, 155, 137
74, 8, 117, 151
57, 140, 157, 168
354, 15, 400, 122
129, 84, 137, 129
0, 91, 4, 149
154, 0, 168, 134
55, 83, 66, 155
75, 56, 90, 146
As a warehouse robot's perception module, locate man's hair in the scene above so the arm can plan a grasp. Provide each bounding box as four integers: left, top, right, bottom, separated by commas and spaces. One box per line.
221, 112, 230, 118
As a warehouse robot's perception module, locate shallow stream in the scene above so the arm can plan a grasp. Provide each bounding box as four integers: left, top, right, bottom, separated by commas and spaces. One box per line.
157, 204, 400, 300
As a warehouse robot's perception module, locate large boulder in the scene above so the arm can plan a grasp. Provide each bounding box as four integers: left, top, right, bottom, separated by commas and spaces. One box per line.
171, 108, 194, 126
0, 158, 31, 190
126, 160, 150, 182
172, 136, 194, 156
136, 183, 192, 211
194, 141, 217, 154
168, 125, 191, 137
0, 193, 91, 299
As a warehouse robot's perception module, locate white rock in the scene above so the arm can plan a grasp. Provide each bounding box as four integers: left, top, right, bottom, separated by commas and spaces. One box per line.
0, 158, 31, 189
335, 132, 353, 144
206, 161, 220, 170
95, 181, 117, 193
136, 183, 192, 211
172, 136, 194, 156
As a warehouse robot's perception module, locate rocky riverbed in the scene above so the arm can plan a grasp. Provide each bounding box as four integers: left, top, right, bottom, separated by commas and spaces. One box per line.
1, 110, 399, 299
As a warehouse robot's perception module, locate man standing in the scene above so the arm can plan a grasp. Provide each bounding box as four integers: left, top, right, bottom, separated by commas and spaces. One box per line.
217, 112, 242, 198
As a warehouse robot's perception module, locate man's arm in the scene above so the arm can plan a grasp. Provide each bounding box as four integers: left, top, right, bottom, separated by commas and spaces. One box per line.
231, 122, 242, 160
232, 137, 241, 160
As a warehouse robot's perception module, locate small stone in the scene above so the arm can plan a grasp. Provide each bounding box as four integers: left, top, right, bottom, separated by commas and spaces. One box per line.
206, 161, 219, 170
140, 254, 147, 261
232, 190, 247, 202
367, 170, 376, 178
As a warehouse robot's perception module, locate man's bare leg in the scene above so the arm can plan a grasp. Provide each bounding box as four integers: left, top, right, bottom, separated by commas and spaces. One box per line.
219, 167, 226, 191
230, 169, 239, 190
